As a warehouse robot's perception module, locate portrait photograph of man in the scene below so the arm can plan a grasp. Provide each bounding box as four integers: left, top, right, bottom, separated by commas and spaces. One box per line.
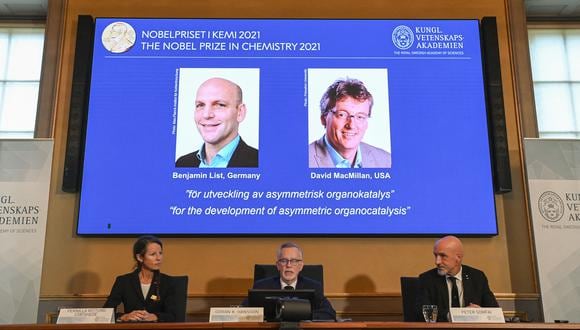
175, 68, 259, 168
307, 68, 391, 168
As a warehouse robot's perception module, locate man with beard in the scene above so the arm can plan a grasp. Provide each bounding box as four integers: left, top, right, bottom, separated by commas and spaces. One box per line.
416, 235, 498, 322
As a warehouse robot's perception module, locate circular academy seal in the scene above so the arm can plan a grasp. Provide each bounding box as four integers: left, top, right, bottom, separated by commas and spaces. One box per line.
538, 191, 564, 222
101, 21, 136, 53
392, 25, 414, 50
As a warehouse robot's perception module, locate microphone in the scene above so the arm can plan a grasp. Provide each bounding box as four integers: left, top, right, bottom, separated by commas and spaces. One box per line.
152, 270, 161, 301
283, 285, 294, 290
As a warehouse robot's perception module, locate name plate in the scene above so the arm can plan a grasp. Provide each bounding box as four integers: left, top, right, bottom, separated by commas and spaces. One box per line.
57, 308, 115, 324
450, 307, 505, 323
209, 307, 264, 322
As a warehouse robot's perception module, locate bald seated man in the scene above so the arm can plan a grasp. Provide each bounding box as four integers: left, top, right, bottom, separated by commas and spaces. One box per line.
415, 235, 498, 322
176, 77, 258, 168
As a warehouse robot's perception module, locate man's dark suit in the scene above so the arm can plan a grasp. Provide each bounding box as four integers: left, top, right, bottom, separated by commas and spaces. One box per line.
242, 275, 336, 321
416, 265, 498, 322
175, 137, 258, 167
103, 270, 178, 322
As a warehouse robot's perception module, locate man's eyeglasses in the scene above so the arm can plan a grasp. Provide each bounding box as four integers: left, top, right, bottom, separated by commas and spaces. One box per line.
277, 258, 303, 266
330, 110, 369, 123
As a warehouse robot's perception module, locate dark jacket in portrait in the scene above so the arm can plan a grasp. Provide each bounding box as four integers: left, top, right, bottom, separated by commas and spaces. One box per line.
175, 137, 258, 167
103, 270, 178, 322
242, 275, 336, 321
415, 264, 499, 322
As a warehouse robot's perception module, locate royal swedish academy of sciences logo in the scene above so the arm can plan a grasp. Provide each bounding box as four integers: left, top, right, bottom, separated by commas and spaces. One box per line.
392, 25, 414, 50
538, 191, 564, 222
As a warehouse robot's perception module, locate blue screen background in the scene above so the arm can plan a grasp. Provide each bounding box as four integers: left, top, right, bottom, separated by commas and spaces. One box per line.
77, 18, 497, 235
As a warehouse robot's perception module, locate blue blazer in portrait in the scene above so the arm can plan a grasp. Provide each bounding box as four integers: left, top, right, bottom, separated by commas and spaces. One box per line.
308, 136, 391, 168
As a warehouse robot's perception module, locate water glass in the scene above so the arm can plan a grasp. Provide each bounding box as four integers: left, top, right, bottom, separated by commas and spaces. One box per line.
422, 305, 438, 323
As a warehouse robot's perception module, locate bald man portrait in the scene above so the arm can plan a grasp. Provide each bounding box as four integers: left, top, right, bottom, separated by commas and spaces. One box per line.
415, 235, 498, 322
175, 77, 258, 168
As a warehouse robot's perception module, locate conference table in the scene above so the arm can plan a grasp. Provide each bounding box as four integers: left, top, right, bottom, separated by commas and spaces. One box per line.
1, 322, 579, 330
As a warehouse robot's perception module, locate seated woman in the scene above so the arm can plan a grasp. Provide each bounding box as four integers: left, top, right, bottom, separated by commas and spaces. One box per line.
104, 235, 178, 322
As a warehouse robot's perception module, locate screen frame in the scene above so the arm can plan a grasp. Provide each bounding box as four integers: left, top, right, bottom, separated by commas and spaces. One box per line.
72, 17, 500, 238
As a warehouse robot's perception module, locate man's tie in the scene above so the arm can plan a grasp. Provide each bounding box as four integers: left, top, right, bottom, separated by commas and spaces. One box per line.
449, 277, 460, 308
283, 285, 294, 290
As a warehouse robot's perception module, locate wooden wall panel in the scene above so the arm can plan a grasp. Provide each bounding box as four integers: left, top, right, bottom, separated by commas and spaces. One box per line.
39, 0, 535, 307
